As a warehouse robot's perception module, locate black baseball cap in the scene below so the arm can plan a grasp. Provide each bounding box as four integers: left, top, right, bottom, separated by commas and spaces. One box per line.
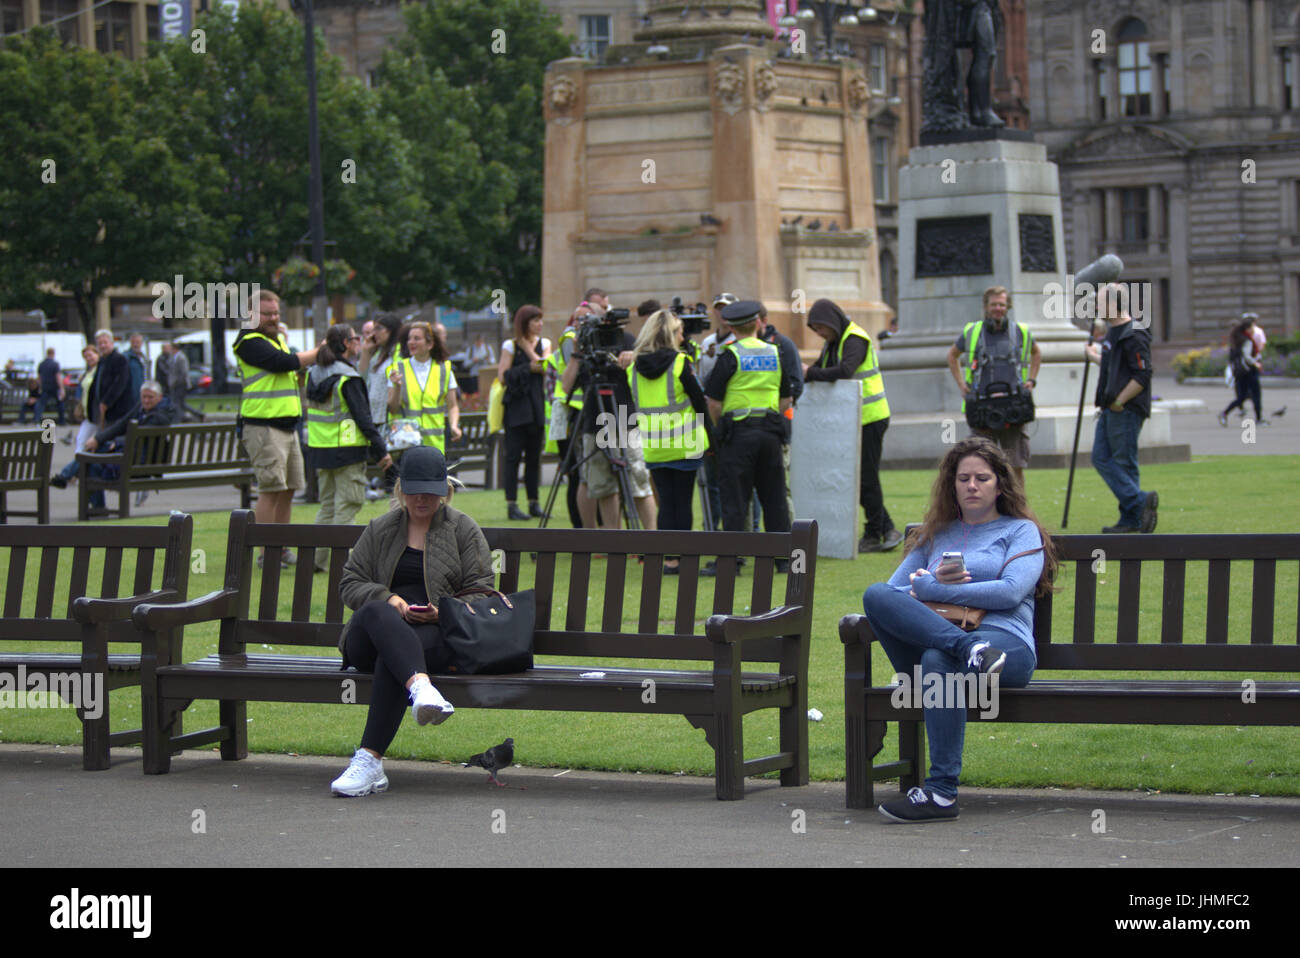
720, 300, 762, 325
399, 446, 449, 496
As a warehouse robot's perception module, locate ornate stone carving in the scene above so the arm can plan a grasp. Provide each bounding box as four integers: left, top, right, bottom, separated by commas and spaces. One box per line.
714, 60, 745, 115
547, 74, 578, 114
1086, 0, 1165, 32
1018, 214, 1057, 273
1183, 0, 1212, 35
847, 74, 869, 114
754, 64, 778, 111
1272, 0, 1299, 29
1063, 125, 1190, 162
915, 216, 993, 277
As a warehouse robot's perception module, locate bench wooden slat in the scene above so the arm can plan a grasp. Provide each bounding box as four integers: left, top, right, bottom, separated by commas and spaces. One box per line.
258, 554, 283, 622
102, 546, 124, 599
533, 552, 556, 631
1072, 558, 1096, 643
1116, 559, 1141, 642
133, 547, 156, 597
1160, 559, 1185, 644
325, 549, 347, 623
637, 553, 664, 634
1251, 559, 1276, 645
1206, 558, 1230, 643
751, 557, 774, 616
566, 553, 591, 632
36, 546, 59, 619
68, 547, 91, 613
290, 555, 315, 622
711, 557, 738, 617
674, 554, 701, 635
601, 553, 627, 633
5, 545, 27, 618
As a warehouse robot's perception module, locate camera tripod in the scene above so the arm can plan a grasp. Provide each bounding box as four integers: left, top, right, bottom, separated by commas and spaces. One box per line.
538, 374, 643, 530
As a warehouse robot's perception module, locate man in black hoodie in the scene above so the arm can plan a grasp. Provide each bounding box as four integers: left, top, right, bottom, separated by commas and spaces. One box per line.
802, 299, 902, 552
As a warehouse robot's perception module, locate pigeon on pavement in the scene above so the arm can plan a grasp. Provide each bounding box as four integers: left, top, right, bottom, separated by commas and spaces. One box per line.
463, 738, 514, 787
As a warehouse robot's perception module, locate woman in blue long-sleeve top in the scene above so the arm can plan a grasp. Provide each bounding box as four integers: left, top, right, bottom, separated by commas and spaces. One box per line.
863, 436, 1058, 823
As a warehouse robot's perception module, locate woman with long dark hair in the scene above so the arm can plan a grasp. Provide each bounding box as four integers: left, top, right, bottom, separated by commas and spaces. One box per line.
1219, 315, 1265, 425
388, 321, 461, 454
862, 436, 1057, 823
497, 305, 550, 521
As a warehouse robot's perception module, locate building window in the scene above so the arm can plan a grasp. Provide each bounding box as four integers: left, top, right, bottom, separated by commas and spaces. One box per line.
146, 2, 159, 43
879, 249, 896, 312
2, 0, 23, 37
869, 43, 886, 92
577, 14, 610, 60
1117, 19, 1151, 116
1157, 54, 1170, 113
95, 1, 132, 56
872, 136, 891, 204
1095, 61, 1108, 119
40, 0, 80, 45
1120, 188, 1149, 242
1283, 48, 1295, 111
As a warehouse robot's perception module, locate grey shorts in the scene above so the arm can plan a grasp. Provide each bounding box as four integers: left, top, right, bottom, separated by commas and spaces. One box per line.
242, 423, 306, 493
582, 432, 653, 501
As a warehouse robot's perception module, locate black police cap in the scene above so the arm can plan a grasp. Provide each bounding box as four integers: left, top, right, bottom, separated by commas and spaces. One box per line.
720, 300, 762, 324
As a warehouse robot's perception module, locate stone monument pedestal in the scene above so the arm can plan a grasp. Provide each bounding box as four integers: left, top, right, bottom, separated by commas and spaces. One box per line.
883, 133, 1187, 467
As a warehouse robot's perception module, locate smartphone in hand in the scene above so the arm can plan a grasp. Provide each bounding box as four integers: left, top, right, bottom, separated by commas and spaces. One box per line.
938, 551, 966, 574
406, 604, 434, 614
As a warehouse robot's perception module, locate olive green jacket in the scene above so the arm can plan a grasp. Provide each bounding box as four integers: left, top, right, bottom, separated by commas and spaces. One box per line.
337, 503, 494, 654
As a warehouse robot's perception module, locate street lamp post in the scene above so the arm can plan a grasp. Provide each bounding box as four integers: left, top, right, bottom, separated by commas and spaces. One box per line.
292, 0, 330, 341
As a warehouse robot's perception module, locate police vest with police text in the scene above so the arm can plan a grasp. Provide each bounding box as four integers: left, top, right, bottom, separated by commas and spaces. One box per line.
721, 337, 781, 421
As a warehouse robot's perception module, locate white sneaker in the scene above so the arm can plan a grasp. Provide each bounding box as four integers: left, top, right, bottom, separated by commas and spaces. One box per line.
409, 678, 455, 726
967, 641, 1006, 675
135, 490, 149, 507
330, 748, 388, 797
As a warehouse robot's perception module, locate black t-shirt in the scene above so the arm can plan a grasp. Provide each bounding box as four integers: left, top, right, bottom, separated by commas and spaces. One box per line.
1095, 321, 1153, 419
390, 547, 428, 606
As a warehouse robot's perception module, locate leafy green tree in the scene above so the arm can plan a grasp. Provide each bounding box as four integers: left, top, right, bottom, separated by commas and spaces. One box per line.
0, 29, 225, 338
152, 3, 426, 307
378, 0, 571, 310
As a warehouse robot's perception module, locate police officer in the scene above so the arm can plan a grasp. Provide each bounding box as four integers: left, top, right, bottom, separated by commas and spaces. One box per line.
946, 285, 1041, 486
704, 300, 795, 550
234, 290, 319, 541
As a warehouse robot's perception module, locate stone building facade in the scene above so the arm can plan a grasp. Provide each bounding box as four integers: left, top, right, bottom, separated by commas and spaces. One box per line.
1028, 0, 1300, 340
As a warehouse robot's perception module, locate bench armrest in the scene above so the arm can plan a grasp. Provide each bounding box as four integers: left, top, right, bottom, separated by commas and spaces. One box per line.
75, 451, 125, 464
72, 589, 182, 625
132, 588, 241, 632
704, 604, 809, 645
838, 613, 878, 648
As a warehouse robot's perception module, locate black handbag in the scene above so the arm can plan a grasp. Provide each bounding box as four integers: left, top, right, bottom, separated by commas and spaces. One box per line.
437, 588, 535, 674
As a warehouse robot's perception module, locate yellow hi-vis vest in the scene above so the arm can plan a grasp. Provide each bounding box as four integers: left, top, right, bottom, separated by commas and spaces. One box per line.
819, 322, 889, 425
721, 337, 781, 421
960, 320, 1033, 412
544, 327, 582, 452
306, 371, 366, 450
397, 357, 451, 453
238, 332, 302, 420
628, 352, 707, 462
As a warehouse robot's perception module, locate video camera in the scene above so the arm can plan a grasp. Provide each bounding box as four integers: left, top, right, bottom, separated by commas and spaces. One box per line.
670, 296, 710, 337
576, 307, 629, 375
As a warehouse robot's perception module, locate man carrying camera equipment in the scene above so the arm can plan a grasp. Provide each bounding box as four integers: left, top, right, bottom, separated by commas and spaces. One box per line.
947, 286, 1041, 487
1085, 283, 1157, 535
704, 300, 795, 575
559, 304, 657, 531
804, 297, 901, 553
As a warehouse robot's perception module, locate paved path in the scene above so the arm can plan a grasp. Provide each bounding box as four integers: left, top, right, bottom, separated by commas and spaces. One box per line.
2, 743, 1296, 868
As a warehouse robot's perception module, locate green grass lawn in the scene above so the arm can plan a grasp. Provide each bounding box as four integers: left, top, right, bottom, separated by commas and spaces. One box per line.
2, 453, 1297, 796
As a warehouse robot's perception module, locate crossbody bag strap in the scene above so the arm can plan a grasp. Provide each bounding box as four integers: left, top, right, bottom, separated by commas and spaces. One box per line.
996, 546, 1044, 578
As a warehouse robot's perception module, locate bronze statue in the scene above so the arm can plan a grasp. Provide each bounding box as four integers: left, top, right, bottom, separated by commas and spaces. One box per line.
922, 0, 1005, 134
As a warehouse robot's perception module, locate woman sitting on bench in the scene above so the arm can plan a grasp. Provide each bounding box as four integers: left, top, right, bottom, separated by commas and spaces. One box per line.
331, 445, 494, 797
862, 437, 1057, 823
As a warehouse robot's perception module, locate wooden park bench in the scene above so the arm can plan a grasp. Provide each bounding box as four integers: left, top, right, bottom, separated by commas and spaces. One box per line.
842, 533, 1300, 808
0, 428, 53, 524
76, 420, 253, 520
132, 510, 818, 799
0, 513, 192, 769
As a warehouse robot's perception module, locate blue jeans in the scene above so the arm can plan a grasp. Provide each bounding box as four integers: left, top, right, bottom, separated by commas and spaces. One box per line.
56, 460, 106, 509
1092, 407, 1147, 528
862, 582, 1035, 799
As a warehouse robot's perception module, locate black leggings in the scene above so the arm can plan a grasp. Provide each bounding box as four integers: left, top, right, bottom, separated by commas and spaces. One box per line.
503, 423, 543, 504
1223, 368, 1263, 420
343, 600, 450, 755
650, 467, 696, 533
555, 437, 583, 527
